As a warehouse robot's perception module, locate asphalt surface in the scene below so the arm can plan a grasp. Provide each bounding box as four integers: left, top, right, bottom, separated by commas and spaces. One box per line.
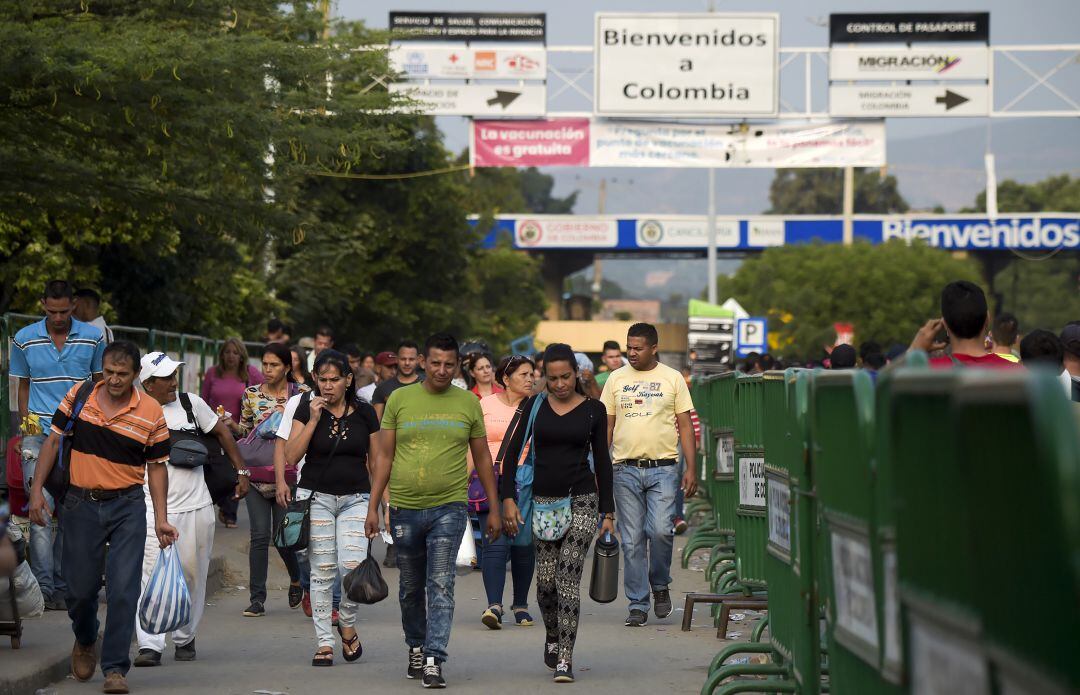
41, 513, 727, 694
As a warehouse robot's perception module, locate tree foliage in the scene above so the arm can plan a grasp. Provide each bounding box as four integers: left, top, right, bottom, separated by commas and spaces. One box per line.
767, 168, 909, 215
716, 241, 983, 358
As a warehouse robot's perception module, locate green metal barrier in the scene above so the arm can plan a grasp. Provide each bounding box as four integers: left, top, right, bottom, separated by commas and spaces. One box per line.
733, 374, 768, 591
684, 372, 737, 570
812, 369, 901, 695
954, 370, 1080, 694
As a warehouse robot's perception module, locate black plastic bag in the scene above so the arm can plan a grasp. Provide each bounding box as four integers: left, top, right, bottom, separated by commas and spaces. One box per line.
343, 556, 389, 604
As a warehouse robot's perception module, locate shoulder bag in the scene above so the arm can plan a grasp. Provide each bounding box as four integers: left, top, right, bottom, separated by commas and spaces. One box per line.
273, 401, 346, 553
468, 401, 527, 514
45, 380, 95, 504
176, 393, 238, 501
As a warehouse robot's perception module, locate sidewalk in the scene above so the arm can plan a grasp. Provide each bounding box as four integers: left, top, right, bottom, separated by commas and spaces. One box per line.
4, 510, 729, 694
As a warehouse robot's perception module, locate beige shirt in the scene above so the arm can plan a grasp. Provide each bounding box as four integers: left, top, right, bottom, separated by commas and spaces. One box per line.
600, 362, 694, 461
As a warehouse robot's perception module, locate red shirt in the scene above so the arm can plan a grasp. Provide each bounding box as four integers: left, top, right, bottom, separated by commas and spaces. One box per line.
929, 353, 1021, 369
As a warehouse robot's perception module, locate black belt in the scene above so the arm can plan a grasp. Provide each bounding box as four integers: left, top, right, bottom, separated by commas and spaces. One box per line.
616, 458, 678, 468
68, 484, 142, 502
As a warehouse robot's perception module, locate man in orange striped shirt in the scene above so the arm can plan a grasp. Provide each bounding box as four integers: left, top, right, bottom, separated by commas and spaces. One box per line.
29, 341, 178, 695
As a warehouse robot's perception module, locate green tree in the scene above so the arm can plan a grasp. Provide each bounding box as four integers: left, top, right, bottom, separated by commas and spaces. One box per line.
963, 174, 1080, 330
716, 240, 983, 358
767, 168, 909, 214
0, 1, 409, 336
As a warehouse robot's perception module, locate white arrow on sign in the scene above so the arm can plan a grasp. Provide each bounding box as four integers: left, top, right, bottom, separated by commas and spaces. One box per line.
829, 84, 989, 118
389, 83, 546, 117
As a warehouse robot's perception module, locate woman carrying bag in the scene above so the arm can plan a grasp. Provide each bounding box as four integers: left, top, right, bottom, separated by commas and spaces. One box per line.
500, 344, 615, 683
237, 343, 307, 618
283, 350, 380, 667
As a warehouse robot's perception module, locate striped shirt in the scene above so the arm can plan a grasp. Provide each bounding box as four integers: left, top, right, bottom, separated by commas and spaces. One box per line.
10, 318, 105, 430
50, 382, 170, 491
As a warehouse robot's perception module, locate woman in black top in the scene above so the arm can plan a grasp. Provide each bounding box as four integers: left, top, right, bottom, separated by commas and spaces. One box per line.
501, 343, 615, 684
284, 350, 380, 667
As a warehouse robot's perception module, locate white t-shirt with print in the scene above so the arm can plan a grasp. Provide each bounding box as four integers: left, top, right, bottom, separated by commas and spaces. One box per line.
358, 383, 376, 403
142, 393, 217, 514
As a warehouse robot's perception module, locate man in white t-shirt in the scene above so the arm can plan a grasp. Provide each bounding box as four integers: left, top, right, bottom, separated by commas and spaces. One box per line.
133, 352, 250, 667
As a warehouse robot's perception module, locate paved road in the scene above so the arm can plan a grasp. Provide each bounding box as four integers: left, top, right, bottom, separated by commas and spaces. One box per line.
44, 514, 726, 694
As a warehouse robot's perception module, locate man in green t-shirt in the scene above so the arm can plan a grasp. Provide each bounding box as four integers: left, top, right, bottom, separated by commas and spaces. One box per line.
366, 333, 500, 689
594, 339, 626, 389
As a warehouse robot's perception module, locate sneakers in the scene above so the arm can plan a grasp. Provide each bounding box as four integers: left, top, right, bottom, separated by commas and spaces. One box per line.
302, 592, 312, 617
44, 593, 67, 611
133, 648, 162, 667
288, 583, 304, 609
422, 657, 446, 689
174, 639, 196, 662
243, 600, 265, 617
71, 639, 96, 681
554, 660, 575, 683
625, 609, 649, 627
653, 589, 673, 619
102, 672, 129, 694
407, 647, 425, 679
673, 516, 689, 535
481, 606, 503, 630
544, 641, 559, 671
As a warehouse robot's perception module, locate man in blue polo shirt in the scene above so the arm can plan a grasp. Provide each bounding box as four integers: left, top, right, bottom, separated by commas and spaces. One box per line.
10, 279, 105, 610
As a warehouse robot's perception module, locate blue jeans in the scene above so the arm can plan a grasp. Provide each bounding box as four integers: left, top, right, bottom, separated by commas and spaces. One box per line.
61, 487, 146, 676
297, 490, 369, 647
613, 464, 679, 613
20, 434, 66, 598
390, 502, 467, 663
477, 510, 535, 609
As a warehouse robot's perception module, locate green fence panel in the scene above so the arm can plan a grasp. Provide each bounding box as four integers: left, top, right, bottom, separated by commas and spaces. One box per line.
734, 374, 767, 589
812, 370, 898, 694
889, 369, 991, 693
711, 372, 738, 538
954, 370, 1080, 694
762, 369, 821, 692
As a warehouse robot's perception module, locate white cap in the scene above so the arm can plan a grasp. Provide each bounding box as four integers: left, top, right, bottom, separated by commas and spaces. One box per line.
140, 351, 185, 383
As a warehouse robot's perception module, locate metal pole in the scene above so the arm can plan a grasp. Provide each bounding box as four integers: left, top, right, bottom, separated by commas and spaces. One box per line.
842, 166, 854, 245
707, 167, 718, 304
592, 179, 607, 306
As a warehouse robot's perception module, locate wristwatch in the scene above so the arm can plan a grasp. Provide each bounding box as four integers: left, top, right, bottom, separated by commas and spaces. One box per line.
237, 468, 252, 477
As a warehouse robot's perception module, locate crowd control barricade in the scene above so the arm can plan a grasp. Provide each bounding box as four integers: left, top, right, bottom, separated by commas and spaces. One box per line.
953, 370, 1079, 694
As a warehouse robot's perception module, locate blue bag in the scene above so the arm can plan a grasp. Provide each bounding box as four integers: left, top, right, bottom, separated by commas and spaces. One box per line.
511, 394, 547, 547
138, 545, 191, 635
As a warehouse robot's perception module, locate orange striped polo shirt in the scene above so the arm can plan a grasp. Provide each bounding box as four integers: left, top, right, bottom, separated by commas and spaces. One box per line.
50, 382, 170, 490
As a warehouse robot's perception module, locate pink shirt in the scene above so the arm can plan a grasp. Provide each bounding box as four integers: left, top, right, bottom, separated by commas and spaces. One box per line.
200, 365, 264, 422
480, 393, 527, 474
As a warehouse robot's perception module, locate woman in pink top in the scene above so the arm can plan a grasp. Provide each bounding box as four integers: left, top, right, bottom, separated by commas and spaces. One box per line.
201, 337, 263, 525
470, 354, 536, 630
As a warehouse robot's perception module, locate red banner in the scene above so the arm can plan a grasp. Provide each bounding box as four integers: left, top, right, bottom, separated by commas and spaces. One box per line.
471, 118, 590, 168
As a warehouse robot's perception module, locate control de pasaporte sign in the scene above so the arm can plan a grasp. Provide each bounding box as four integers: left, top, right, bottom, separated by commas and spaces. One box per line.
594, 13, 779, 118
829, 13, 990, 44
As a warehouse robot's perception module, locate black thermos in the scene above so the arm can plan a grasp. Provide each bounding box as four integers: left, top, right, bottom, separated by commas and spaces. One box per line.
589, 532, 620, 604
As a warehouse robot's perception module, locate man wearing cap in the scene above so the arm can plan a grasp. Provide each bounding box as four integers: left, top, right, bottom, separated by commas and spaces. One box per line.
374, 351, 398, 384
372, 340, 424, 421
28, 341, 177, 694
1061, 322, 1080, 401
132, 352, 250, 668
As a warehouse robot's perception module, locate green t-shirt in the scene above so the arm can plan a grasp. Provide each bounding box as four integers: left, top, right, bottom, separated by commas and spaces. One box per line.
595, 371, 611, 387
382, 383, 486, 510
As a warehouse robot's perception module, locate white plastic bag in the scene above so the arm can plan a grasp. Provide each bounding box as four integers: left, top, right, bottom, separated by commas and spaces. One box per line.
456, 517, 477, 567
138, 545, 191, 634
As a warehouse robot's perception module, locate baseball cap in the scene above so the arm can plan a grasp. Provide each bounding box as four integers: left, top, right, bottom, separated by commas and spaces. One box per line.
375, 351, 398, 366
140, 351, 184, 382
1060, 323, 1080, 357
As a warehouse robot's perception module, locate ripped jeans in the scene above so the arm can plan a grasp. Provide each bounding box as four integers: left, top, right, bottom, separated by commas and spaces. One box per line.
296, 489, 370, 648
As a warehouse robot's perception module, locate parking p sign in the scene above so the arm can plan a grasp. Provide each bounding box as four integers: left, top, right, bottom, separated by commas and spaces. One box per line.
736, 318, 768, 357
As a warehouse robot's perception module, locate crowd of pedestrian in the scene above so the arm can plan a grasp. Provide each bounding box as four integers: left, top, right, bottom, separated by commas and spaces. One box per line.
1, 276, 1076, 693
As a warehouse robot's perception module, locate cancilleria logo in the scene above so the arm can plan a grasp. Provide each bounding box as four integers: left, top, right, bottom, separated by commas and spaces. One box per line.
639, 219, 664, 245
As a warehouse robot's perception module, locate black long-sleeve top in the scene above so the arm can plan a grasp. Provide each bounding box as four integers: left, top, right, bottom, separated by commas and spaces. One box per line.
500, 396, 615, 514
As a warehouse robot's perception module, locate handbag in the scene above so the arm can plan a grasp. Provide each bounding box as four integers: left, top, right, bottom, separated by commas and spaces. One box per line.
273, 401, 345, 552
510, 394, 548, 547
241, 384, 301, 484
529, 403, 593, 542
468, 403, 526, 513
175, 393, 237, 501
45, 380, 95, 504
342, 556, 389, 604
138, 545, 192, 634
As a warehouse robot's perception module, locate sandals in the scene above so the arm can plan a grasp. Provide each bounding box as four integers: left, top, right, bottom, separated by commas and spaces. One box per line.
337, 625, 363, 662
217, 511, 237, 529
513, 608, 535, 627
312, 647, 333, 667
481, 606, 503, 630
